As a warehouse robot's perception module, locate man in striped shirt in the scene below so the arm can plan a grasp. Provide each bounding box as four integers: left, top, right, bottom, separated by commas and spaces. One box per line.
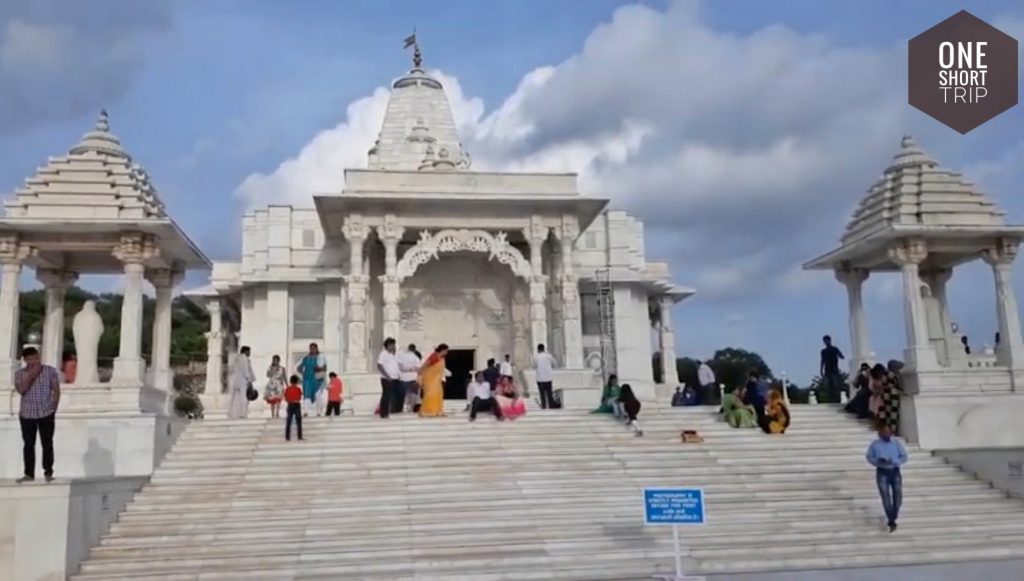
15, 347, 61, 483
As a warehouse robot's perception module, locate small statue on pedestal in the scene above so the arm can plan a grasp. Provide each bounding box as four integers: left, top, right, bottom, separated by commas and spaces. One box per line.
72, 300, 104, 385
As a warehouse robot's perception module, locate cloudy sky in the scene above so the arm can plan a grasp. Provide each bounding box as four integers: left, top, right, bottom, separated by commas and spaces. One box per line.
2, 0, 1023, 384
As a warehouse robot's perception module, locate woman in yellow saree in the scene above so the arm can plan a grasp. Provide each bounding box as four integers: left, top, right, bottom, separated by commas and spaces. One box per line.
418, 343, 449, 417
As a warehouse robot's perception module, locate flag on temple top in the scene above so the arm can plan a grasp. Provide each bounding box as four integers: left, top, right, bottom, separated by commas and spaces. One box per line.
403, 34, 416, 49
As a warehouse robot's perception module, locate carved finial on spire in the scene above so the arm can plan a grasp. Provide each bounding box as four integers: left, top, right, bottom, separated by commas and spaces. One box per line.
901, 132, 915, 148
97, 109, 110, 132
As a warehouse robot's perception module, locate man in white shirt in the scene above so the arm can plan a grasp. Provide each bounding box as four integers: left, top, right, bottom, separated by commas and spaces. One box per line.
398, 343, 422, 412
376, 338, 401, 418
533, 343, 557, 409
468, 371, 502, 421
697, 360, 716, 405
499, 353, 514, 380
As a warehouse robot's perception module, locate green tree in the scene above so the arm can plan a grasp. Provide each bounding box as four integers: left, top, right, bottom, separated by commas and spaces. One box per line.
708, 347, 773, 392
18, 286, 208, 365
809, 371, 849, 403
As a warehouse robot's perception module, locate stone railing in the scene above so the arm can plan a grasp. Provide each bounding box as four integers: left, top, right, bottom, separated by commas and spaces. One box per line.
967, 353, 998, 368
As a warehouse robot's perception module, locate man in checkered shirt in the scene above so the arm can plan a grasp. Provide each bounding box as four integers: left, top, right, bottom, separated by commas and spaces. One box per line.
15, 346, 61, 483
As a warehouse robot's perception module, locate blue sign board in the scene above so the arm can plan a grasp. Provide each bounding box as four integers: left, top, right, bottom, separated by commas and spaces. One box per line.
643, 488, 705, 525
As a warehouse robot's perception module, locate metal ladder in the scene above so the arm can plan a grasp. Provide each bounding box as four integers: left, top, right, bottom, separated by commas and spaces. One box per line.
595, 268, 617, 383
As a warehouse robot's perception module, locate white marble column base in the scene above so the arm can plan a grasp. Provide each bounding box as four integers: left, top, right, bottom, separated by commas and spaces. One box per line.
111, 357, 146, 386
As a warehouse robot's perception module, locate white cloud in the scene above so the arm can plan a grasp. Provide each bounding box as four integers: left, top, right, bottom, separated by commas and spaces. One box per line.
235, 88, 390, 208
0, 19, 73, 72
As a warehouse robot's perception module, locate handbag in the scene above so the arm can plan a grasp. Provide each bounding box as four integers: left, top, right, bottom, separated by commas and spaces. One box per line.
246, 383, 258, 402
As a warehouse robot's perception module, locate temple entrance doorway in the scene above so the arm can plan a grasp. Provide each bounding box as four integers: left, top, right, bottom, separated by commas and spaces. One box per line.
444, 349, 475, 399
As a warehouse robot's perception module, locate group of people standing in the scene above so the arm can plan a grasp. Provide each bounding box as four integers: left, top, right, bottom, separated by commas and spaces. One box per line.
376, 339, 530, 420
228, 343, 344, 422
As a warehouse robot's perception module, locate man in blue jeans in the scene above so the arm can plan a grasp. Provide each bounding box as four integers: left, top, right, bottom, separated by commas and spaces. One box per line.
866, 422, 908, 533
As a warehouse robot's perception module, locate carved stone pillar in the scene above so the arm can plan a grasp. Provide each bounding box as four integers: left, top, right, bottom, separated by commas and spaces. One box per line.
888, 240, 937, 372
529, 276, 549, 353
835, 267, 871, 372
922, 268, 956, 367
558, 217, 583, 368
378, 218, 404, 343
204, 299, 224, 394
343, 216, 370, 372
657, 297, 677, 384
147, 268, 182, 391
112, 233, 159, 385
983, 240, 1024, 370
0, 236, 29, 386
525, 220, 550, 351
37, 269, 78, 370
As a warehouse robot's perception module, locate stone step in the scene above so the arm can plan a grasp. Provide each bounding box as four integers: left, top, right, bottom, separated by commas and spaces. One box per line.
96, 517, 1024, 554
74, 407, 1024, 579
109, 495, 1016, 530
128, 477, 987, 505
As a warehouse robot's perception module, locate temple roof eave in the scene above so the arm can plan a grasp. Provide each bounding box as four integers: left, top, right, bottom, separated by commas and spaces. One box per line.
0, 217, 211, 272
803, 223, 1024, 272
315, 193, 609, 238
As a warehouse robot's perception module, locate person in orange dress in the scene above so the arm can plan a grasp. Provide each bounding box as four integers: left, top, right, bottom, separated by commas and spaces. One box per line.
417, 343, 449, 417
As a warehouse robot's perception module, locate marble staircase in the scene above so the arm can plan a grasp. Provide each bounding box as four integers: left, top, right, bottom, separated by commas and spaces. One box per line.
70, 405, 1024, 580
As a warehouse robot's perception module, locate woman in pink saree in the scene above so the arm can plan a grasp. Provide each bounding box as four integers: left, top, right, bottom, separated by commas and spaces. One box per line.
495, 376, 526, 420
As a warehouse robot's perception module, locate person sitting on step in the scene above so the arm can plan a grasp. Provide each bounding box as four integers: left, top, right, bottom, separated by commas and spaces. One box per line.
721, 385, 757, 429
617, 384, 643, 437
758, 390, 790, 434
469, 371, 502, 421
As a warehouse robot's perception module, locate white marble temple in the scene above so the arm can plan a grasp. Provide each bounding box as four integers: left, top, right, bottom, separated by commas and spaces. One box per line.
187, 52, 695, 402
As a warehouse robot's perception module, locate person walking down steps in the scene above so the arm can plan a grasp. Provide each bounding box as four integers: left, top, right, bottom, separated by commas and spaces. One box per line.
866, 422, 907, 533
617, 384, 643, 437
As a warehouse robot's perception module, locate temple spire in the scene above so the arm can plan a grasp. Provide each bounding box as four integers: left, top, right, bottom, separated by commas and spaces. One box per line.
96, 109, 110, 132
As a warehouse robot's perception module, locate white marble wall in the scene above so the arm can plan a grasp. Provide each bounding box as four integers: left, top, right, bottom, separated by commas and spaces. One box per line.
0, 415, 184, 480
902, 393, 1024, 449
0, 476, 145, 581
612, 284, 656, 399
398, 254, 522, 367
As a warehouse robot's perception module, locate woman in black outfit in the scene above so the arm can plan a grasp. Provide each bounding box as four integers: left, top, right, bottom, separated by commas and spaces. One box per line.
617, 384, 644, 437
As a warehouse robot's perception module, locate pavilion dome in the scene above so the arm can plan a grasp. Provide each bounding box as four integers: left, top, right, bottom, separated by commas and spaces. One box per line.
840, 134, 1005, 245
367, 51, 471, 172
5, 110, 168, 221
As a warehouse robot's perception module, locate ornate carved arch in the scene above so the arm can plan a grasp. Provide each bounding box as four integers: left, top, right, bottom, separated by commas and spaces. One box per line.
396, 229, 532, 281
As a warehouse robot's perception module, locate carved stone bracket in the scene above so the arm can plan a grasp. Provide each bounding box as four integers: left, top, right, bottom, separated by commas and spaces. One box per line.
982, 238, 1019, 268
37, 268, 78, 289
834, 267, 869, 287
341, 216, 370, 242
0, 234, 35, 264
145, 267, 184, 289
113, 232, 160, 264
888, 239, 928, 267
